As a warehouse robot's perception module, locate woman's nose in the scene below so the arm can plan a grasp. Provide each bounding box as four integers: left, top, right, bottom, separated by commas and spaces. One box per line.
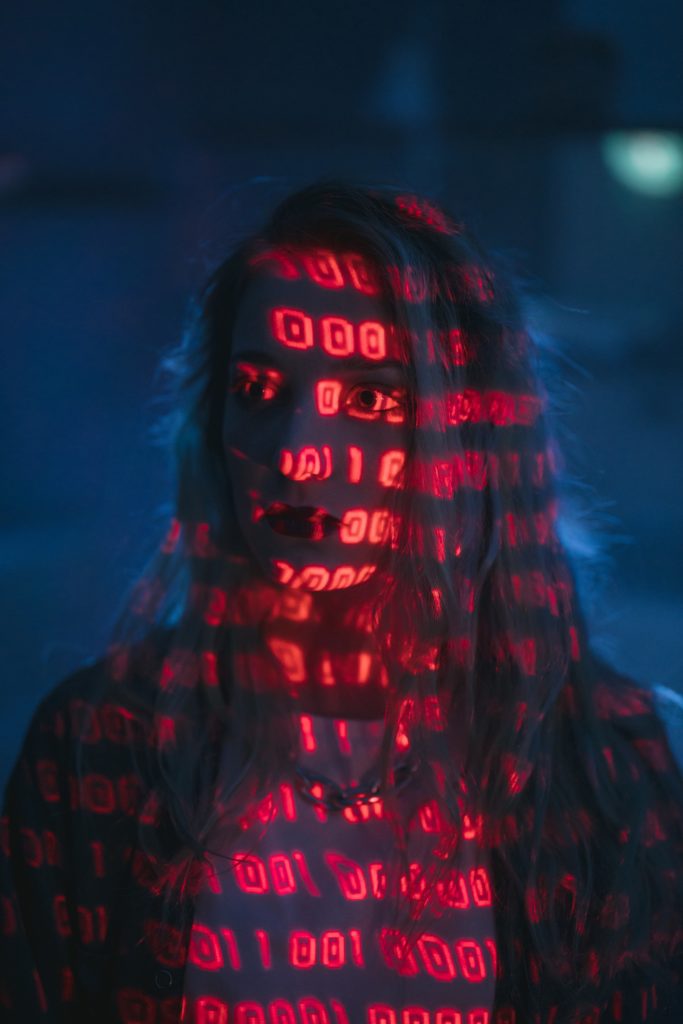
276, 404, 337, 481
279, 444, 333, 481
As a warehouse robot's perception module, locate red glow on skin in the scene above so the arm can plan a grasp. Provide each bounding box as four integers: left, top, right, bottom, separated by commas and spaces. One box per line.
309, 785, 327, 823
249, 247, 382, 296
272, 563, 378, 592
315, 379, 343, 415
255, 929, 271, 969
347, 445, 363, 482
174, 1000, 494, 1024
299, 715, 316, 752
357, 652, 372, 685
344, 253, 381, 295
279, 591, 312, 620
395, 726, 410, 750
278, 445, 333, 481
270, 308, 395, 361
301, 251, 345, 289
343, 800, 385, 823
319, 654, 335, 686
324, 851, 368, 900
270, 854, 297, 894
270, 308, 314, 350
377, 449, 406, 488
233, 365, 405, 437
279, 783, 297, 820
225, 265, 412, 603
248, 248, 302, 279
321, 317, 355, 358
339, 509, 367, 544
266, 638, 306, 683
232, 363, 285, 396
291, 850, 322, 896
313, 379, 405, 423
377, 928, 419, 975
334, 720, 350, 754
357, 321, 387, 360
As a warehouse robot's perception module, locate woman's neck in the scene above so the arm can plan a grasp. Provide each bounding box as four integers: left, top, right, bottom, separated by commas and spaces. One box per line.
257, 576, 393, 718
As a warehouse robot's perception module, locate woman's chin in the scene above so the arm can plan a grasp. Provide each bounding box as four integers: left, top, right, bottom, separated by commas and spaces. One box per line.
261, 555, 380, 593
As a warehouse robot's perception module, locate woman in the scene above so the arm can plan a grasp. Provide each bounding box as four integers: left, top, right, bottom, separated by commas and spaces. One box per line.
2, 181, 682, 1024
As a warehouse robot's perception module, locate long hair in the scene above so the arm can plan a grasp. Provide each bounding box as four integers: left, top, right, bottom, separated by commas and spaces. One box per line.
91, 180, 683, 1021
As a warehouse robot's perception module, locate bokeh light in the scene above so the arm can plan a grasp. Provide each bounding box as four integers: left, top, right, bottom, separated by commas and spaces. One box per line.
602, 131, 683, 196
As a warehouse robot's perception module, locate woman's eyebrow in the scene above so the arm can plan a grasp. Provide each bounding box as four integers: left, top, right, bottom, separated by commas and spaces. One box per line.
230, 350, 278, 368
331, 356, 406, 372
230, 348, 405, 372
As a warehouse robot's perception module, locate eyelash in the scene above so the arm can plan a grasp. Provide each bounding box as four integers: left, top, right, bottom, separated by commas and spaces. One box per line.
230, 376, 405, 419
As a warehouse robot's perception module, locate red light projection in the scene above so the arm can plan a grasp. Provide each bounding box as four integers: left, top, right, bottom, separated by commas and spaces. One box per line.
271, 563, 379, 592
301, 252, 346, 290
271, 309, 390, 361
315, 381, 342, 416
248, 248, 302, 280
344, 253, 381, 295
224, 250, 422, 595
278, 447, 333, 482
394, 194, 463, 237
271, 309, 315, 350
181, 712, 497, 1021
299, 716, 317, 752
378, 450, 406, 488
248, 248, 381, 295
313, 380, 405, 423
320, 318, 354, 358
347, 446, 363, 482
247, 244, 495, 312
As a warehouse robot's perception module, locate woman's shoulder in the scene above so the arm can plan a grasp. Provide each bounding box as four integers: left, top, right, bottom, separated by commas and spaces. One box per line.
591, 657, 683, 783
12, 628, 174, 779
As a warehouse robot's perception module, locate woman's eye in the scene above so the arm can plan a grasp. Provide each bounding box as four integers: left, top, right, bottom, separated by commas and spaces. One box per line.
345, 385, 405, 419
231, 378, 280, 404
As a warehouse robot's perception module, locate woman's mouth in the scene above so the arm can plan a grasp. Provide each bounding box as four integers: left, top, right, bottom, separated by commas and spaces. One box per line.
260, 503, 341, 539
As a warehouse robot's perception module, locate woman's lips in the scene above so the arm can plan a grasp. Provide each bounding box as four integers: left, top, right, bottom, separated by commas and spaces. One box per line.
260, 503, 341, 539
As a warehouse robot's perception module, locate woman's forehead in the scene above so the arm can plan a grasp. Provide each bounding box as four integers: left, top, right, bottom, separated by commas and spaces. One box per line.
232, 265, 404, 364
238, 259, 391, 320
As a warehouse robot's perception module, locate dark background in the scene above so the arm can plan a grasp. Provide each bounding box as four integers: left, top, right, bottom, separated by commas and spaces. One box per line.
2, 1, 682, 791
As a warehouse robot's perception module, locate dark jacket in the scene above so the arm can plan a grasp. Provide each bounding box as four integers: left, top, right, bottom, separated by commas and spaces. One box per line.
1, 656, 682, 1023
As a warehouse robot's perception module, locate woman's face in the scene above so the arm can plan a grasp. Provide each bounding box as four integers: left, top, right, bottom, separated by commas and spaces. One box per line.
222, 250, 411, 592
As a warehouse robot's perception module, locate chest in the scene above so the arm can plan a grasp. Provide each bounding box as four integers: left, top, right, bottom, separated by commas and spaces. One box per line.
182, 765, 497, 1024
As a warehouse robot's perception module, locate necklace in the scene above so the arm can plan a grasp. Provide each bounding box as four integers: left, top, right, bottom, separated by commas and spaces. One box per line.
293, 756, 421, 811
